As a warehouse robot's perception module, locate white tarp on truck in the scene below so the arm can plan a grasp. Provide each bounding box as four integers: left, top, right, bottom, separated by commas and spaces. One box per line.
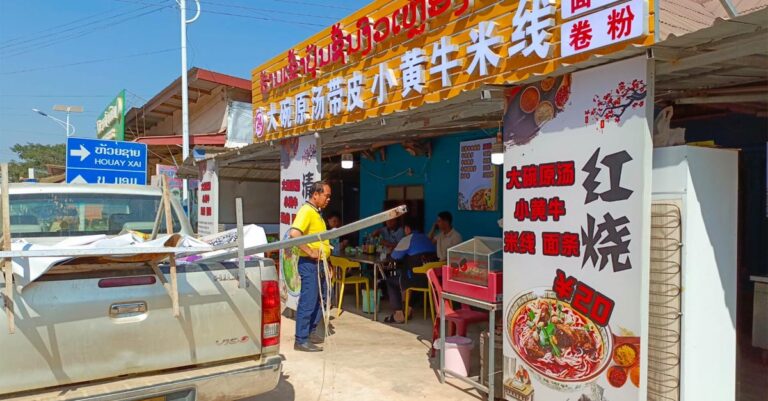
9, 224, 267, 290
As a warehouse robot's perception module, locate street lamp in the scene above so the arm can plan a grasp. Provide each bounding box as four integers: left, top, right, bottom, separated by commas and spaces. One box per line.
53, 105, 83, 137
32, 108, 78, 137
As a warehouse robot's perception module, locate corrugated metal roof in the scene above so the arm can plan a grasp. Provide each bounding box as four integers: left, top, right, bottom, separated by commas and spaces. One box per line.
659, 0, 768, 39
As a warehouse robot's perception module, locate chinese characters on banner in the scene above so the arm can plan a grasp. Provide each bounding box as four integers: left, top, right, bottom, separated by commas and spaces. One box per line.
279, 135, 321, 310
561, 0, 647, 58
458, 137, 498, 211
197, 160, 219, 236
251, 0, 651, 141
502, 57, 652, 401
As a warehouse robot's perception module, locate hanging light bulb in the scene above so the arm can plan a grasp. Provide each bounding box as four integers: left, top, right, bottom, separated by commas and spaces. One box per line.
341, 153, 354, 169
491, 126, 504, 165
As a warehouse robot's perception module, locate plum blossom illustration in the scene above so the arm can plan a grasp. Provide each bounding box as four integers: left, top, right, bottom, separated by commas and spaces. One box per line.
585, 79, 647, 129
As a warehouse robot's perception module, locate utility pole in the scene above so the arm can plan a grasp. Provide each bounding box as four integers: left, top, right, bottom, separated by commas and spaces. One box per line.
179, 0, 201, 213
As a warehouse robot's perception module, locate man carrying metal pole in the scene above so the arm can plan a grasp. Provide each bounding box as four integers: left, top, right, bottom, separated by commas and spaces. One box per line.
290, 181, 332, 352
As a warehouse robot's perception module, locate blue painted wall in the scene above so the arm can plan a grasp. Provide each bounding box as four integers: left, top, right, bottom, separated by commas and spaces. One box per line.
359, 130, 503, 242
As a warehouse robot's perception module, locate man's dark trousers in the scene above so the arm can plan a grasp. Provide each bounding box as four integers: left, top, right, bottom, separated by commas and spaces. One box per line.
295, 256, 327, 344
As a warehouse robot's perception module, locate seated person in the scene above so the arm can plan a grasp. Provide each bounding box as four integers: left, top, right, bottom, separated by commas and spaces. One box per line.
429, 211, 463, 261
326, 211, 355, 255
384, 218, 437, 324
372, 217, 405, 250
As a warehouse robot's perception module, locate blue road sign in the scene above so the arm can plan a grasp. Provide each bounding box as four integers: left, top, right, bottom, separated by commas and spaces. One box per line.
66, 137, 147, 185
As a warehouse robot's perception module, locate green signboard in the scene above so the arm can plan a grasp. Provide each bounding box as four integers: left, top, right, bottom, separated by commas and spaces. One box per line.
96, 90, 125, 140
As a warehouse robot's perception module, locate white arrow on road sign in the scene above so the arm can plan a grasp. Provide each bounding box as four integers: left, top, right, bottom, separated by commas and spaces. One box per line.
70, 175, 88, 184
69, 144, 91, 162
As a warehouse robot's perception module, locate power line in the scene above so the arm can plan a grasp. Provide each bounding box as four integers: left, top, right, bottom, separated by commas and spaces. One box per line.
1, 6, 169, 58
113, 0, 327, 28
202, 0, 340, 21
202, 9, 326, 28
0, 4, 136, 46
0, 48, 179, 75
266, 0, 356, 11
0, 5, 162, 52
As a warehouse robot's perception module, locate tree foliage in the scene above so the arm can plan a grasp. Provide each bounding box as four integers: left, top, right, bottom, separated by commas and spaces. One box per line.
8, 143, 66, 181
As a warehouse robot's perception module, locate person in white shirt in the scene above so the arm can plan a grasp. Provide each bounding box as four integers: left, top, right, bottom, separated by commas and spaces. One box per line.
428, 211, 463, 261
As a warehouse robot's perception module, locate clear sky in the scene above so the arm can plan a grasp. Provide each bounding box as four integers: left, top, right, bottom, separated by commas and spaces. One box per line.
0, 0, 366, 162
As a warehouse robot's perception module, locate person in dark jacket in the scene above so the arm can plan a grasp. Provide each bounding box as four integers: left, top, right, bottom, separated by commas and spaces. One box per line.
384, 217, 437, 324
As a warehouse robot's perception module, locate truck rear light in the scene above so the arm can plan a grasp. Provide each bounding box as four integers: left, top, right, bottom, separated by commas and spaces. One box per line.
98, 276, 157, 288
262, 280, 280, 347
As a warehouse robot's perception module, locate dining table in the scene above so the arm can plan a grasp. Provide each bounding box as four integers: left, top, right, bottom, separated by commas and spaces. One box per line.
342, 252, 393, 322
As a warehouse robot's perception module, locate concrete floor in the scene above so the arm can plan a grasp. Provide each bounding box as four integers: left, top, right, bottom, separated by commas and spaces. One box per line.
242, 292, 487, 401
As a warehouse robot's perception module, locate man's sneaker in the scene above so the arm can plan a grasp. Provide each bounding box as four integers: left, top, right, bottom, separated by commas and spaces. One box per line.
309, 333, 325, 344
294, 342, 323, 352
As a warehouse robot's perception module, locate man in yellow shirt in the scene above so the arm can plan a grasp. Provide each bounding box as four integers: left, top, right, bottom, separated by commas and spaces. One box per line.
290, 181, 332, 352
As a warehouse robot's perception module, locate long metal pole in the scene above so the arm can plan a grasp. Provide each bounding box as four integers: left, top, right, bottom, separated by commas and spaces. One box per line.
180, 0, 190, 211
65, 110, 70, 137
196, 205, 408, 263
0, 206, 408, 261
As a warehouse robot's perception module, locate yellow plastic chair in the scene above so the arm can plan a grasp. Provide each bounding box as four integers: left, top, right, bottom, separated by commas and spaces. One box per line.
329, 256, 370, 317
404, 261, 443, 323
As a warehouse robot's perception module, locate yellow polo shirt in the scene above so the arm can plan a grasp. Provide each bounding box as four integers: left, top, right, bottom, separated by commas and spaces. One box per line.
291, 203, 331, 258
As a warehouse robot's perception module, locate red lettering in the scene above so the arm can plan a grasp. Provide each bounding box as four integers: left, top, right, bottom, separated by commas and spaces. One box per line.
506, 166, 522, 190
552, 271, 614, 327
591, 293, 615, 326
283, 196, 299, 209
542, 232, 561, 256
539, 163, 557, 187
553, 269, 577, 301
519, 231, 536, 255
514, 199, 530, 222
547, 197, 566, 221
561, 233, 581, 257
530, 197, 548, 221
556, 161, 575, 186
522, 165, 539, 188
504, 231, 520, 254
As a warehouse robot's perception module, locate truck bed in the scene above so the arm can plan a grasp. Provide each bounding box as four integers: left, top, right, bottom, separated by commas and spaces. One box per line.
0, 260, 277, 396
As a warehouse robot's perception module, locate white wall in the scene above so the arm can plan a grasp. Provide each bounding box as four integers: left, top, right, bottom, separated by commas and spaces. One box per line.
218, 178, 279, 225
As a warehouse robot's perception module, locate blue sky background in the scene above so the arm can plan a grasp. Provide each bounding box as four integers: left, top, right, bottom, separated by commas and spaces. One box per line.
0, 0, 365, 162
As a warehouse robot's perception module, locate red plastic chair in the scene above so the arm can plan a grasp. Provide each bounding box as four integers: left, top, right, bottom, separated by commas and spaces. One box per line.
427, 267, 488, 357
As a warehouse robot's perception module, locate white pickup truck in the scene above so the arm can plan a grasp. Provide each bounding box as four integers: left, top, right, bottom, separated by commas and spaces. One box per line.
0, 184, 281, 401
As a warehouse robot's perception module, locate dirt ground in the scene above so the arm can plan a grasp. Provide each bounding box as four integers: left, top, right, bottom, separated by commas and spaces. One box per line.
242, 293, 488, 401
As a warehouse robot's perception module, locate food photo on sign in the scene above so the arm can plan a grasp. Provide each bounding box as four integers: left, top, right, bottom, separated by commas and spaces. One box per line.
502, 56, 652, 401
503, 74, 572, 146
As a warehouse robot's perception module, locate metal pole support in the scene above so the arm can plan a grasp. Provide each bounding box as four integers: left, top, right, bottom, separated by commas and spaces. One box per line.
236, 197, 246, 289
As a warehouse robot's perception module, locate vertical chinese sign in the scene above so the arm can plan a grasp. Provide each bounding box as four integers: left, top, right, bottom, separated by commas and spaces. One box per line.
279, 134, 321, 310
458, 137, 498, 211
197, 160, 219, 236
502, 57, 652, 401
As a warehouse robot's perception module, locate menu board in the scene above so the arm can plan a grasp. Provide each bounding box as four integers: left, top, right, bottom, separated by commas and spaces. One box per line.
458, 137, 498, 211
279, 134, 321, 310
502, 57, 651, 401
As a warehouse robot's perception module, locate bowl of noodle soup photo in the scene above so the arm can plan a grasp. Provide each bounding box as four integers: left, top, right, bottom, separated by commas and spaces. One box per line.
506, 288, 613, 390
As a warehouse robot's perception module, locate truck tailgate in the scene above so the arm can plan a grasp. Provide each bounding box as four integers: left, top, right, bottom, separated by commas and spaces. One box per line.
0, 260, 271, 395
